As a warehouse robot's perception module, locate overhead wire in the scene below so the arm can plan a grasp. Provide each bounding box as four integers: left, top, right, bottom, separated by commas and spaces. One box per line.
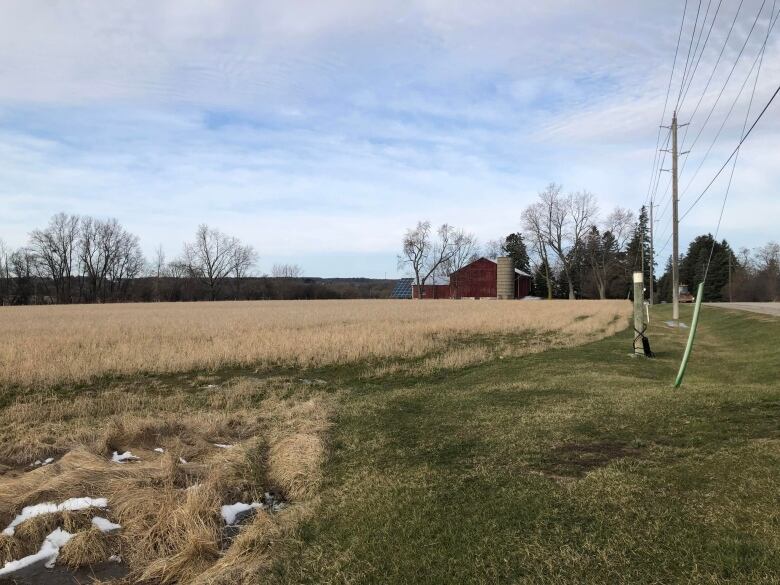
678, 0, 724, 110
674, 0, 744, 168
675, 0, 704, 111
653, 0, 770, 260
676, 0, 768, 179
643, 0, 689, 212
682, 26, 778, 221
702, 0, 776, 283
680, 5, 780, 198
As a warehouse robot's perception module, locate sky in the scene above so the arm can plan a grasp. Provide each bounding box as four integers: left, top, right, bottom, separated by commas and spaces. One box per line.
0, 0, 778, 278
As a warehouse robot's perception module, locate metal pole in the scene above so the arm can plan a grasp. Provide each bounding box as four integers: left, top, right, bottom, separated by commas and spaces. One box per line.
633, 271, 645, 356
672, 112, 680, 323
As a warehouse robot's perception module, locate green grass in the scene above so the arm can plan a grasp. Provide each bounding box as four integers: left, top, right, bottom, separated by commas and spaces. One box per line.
265, 305, 780, 584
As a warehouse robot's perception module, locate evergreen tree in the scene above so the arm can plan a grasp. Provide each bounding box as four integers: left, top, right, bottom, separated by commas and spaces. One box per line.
679, 234, 735, 301
503, 233, 531, 273
657, 255, 674, 302
624, 205, 654, 298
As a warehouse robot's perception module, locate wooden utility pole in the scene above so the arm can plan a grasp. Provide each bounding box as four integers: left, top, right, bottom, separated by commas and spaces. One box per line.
649, 202, 657, 305
671, 112, 680, 322
661, 112, 687, 320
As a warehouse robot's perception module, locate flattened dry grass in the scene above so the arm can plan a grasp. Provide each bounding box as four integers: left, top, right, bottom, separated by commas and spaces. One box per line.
0, 377, 331, 583
0, 299, 629, 388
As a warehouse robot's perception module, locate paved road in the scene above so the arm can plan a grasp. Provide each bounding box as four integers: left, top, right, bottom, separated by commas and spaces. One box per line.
705, 302, 780, 317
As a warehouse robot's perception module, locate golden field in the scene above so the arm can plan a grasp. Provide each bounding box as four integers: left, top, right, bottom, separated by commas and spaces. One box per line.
0, 299, 630, 388
0, 299, 628, 583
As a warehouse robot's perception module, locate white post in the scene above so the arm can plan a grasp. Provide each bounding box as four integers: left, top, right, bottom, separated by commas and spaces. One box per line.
633, 271, 645, 356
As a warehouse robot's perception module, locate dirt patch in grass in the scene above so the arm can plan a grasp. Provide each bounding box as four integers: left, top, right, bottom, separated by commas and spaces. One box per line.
536, 441, 643, 480
0, 377, 331, 584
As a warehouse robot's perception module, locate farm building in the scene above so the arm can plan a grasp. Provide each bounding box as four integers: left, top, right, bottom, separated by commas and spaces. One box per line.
401, 257, 532, 300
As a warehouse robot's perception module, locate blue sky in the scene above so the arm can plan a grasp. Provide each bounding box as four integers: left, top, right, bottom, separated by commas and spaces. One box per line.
1, 1, 778, 277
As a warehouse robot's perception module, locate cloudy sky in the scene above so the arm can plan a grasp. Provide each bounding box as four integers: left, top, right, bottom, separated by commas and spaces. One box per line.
1, 0, 778, 277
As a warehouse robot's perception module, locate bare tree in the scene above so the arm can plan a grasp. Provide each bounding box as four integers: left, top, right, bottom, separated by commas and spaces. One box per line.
0, 238, 10, 305
439, 229, 479, 278
604, 208, 635, 251
271, 263, 303, 278
106, 230, 144, 299
482, 239, 504, 260
398, 221, 431, 290
233, 244, 258, 298
29, 213, 79, 303
9, 247, 37, 304
522, 199, 554, 300
168, 259, 188, 279
754, 241, 780, 301
78, 217, 144, 302
183, 225, 242, 301
152, 244, 166, 301
587, 207, 634, 300
535, 184, 598, 300
397, 221, 463, 290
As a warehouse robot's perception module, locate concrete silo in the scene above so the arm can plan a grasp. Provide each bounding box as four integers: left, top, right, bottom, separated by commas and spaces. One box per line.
496, 256, 514, 300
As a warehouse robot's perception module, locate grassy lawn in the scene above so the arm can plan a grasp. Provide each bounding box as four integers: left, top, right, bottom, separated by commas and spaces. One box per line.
267, 305, 780, 584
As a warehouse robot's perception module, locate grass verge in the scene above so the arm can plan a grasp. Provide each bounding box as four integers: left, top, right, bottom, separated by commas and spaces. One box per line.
265, 305, 780, 584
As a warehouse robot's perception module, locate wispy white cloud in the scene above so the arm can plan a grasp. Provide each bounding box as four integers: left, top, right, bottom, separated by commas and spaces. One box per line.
0, 0, 777, 277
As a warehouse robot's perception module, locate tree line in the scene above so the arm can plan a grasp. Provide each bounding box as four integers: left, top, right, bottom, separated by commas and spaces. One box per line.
399, 183, 779, 302
0, 213, 393, 305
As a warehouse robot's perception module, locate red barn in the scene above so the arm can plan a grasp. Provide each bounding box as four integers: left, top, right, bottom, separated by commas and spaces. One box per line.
410, 257, 532, 300
412, 284, 450, 299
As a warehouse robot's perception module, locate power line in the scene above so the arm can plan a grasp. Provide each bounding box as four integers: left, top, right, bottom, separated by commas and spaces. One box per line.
681, 79, 780, 221
678, 0, 723, 110
643, 0, 689, 210
676, 0, 745, 151
677, 0, 768, 174
680, 7, 780, 198
703, 0, 775, 283
676, 0, 704, 111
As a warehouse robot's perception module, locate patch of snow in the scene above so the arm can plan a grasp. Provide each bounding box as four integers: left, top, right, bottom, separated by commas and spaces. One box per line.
213, 444, 233, 449
179, 457, 188, 464
154, 448, 165, 453
30, 457, 54, 468
91, 516, 121, 533
2, 497, 108, 536
0, 528, 73, 576
112, 451, 140, 463
221, 502, 263, 525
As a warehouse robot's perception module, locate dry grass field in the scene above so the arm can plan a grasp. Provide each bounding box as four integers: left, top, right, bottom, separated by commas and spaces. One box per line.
0, 376, 331, 584
0, 299, 629, 389
0, 299, 633, 584
0, 302, 778, 583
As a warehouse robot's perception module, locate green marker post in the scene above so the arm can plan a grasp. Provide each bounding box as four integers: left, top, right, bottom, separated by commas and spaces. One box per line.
674, 282, 704, 388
